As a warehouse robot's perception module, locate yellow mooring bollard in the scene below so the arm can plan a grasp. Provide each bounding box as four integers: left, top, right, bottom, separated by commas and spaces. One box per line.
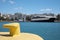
2, 23, 44, 40
3, 23, 20, 36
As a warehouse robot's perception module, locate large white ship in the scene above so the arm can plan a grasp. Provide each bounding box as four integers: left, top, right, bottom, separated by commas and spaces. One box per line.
31, 14, 56, 22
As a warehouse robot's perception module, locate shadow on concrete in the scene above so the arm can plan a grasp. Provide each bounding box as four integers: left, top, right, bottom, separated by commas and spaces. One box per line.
0, 34, 11, 37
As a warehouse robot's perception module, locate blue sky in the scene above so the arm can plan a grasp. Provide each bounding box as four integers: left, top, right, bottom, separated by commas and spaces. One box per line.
0, 0, 60, 14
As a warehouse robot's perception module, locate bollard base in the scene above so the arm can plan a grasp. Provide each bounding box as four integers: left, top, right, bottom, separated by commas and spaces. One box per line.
0, 32, 43, 40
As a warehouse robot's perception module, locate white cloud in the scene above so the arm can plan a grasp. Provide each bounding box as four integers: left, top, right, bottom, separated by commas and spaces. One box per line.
14, 7, 23, 11
2, 0, 6, 2
9, 0, 15, 4
40, 8, 52, 12
2, 0, 15, 4
13, 7, 24, 12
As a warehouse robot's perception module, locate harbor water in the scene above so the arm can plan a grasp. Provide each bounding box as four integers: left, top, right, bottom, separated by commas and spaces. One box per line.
0, 22, 60, 40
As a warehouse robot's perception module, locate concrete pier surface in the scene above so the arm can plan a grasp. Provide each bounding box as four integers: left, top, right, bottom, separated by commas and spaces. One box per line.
0, 32, 43, 40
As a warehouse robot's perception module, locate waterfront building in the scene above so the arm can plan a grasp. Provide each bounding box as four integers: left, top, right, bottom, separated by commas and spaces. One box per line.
14, 13, 27, 21
0, 13, 3, 17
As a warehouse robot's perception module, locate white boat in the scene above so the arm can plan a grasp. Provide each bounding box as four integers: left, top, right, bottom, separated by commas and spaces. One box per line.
18, 19, 23, 22
31, 15, 56, 22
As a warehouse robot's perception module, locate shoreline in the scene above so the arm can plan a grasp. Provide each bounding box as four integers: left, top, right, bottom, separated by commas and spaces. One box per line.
0, 20, 60, 22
